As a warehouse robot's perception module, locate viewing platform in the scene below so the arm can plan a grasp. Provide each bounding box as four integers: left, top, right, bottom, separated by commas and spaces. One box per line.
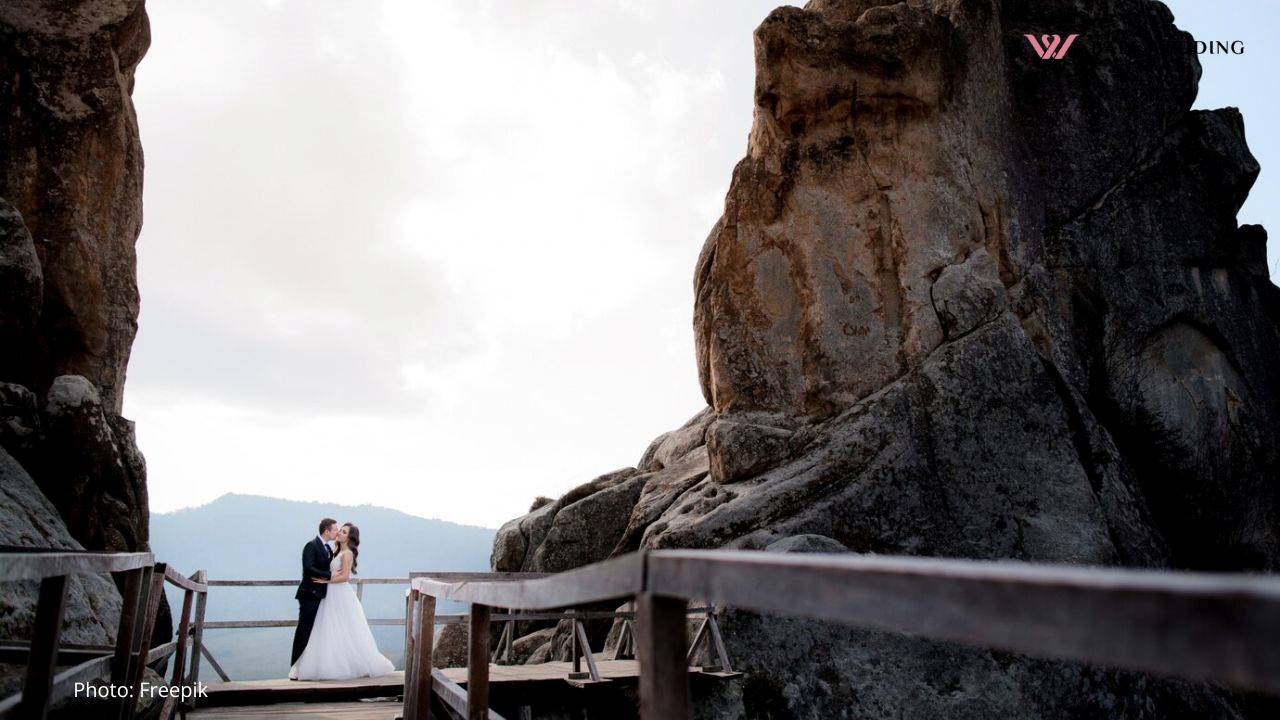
3, 547, 1280, 719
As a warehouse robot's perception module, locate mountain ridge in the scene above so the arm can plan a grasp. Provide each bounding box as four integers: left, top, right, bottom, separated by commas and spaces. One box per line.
150, 492, 494, 679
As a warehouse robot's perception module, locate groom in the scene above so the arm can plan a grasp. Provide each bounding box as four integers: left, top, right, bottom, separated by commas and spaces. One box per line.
292, 517, 339, 665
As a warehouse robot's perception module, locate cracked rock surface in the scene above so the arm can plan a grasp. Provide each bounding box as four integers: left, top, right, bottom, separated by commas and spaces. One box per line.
0, 0, 159, 647
492, 1, 1280, 717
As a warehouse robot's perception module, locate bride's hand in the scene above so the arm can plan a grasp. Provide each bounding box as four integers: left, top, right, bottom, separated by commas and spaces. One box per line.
311, 578, 327, 584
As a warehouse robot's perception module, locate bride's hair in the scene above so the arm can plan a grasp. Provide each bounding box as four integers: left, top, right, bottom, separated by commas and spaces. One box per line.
342, 523, 360, 572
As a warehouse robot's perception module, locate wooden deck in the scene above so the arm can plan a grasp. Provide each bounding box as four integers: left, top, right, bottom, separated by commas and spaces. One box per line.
199, 660, 652, 708
190, 700, 402, 719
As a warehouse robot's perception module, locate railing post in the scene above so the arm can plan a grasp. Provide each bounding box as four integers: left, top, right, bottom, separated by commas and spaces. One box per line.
636, 593, 689, 720
573, 618, 602, 682
169, 585, 195, 690
467, 604, 491, 720
412, 592, 436, 720
111, 567, 146, 692
186, 570, 208, 687
126, 564, 165, 719
491, 619, 513, 665
706, 612, 733, 672
505, 615, 515, 663
686, 616, 709, 666
404, 591, 417, 720
118, 563, 154, 719
569, 610, 581, 677
21, 574, 68, 720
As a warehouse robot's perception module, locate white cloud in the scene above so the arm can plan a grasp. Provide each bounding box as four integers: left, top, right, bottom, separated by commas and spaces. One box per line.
129, 0, 791, 527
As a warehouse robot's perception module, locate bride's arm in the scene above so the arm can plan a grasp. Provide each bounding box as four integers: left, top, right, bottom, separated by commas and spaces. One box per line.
329, 551, 354, 584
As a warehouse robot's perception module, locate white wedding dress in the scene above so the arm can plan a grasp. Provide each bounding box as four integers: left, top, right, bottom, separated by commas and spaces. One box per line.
289, 552, 395, 680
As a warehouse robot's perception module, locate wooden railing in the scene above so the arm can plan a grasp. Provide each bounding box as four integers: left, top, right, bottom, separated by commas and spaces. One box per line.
404, 549, 1280, 720
0, 547, 207, 720
197, 575, 712, 683
195, 577, 410, 680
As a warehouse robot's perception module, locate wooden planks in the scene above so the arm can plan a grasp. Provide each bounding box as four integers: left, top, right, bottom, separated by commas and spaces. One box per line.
438, 660, 644, 684
202, 673, 405, 708
206, 578, 407, 586
202, 660, 650, 699
189, 700, 403, 719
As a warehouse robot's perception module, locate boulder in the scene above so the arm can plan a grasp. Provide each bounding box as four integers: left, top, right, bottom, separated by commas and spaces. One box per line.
706, 418, 793, 484
510, 627, 556, 665
432, 623, 469, 669
492, 467, 638, 572
637, 407, 715, 471
529, 472, 646, 573
930, 248, 1007, 340
38, 375, 148, 552
0, 446, 121, 644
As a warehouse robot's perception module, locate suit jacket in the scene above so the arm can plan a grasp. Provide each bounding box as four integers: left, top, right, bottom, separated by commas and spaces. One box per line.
295, 537, 332, 601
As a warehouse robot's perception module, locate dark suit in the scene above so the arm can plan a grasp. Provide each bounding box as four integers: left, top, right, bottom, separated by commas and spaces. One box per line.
291, 536, 332, 664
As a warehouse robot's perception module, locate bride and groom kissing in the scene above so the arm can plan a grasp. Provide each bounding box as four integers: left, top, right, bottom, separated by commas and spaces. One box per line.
289, 518, 395, 680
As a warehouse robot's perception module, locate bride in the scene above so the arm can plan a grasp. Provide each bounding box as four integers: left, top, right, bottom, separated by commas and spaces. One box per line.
289, 523, 395, 680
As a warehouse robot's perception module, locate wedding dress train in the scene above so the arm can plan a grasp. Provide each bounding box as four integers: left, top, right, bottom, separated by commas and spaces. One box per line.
289, 553, 395, 680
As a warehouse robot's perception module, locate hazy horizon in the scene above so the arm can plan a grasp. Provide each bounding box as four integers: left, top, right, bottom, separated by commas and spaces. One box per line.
152, 490, 498, 530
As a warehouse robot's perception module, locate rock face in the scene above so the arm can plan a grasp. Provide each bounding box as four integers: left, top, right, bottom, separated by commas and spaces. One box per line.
0, 447, 122, 645
494, 1, 1280, 718
0, 0, 149, 411
0, 1, 154, 644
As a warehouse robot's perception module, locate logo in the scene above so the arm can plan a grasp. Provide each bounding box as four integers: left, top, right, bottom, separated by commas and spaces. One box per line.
1024, 34, 1079, 60
1196, 40, 1244, 55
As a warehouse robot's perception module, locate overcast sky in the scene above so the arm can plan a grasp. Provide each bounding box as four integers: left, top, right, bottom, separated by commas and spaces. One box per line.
128, 0, 1279, 529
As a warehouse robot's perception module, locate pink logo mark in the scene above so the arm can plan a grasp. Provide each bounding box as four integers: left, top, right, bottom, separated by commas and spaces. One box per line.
1025, 33, 1079, 60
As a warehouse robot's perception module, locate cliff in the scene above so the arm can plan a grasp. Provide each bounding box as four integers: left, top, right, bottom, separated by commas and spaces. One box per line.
0, 0, 153, 645
491, 1, 1280, 718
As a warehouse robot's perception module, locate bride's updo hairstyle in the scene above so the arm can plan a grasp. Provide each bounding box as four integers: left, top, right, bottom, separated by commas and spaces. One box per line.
343, 523, 360, 572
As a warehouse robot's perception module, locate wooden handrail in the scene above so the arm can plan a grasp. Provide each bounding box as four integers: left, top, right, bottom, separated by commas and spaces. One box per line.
405, 549, 1280, 720
198, 608, 708, 630
205, 577, 407, 586
0, 549, 153, 581
0, 551, 207, 720
649, 550, 1280, 691
415, 553, 645, 609
162, 564, 208, 593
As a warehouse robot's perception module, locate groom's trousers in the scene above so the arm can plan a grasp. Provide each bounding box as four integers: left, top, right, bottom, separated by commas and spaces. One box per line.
292, 595, 322, 664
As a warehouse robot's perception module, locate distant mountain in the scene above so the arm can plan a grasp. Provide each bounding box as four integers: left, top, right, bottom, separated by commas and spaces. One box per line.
150, 493, 495, 680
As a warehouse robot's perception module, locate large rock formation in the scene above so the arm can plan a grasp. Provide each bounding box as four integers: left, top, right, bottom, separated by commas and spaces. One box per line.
493, 0, 1280, 717
0, 0, 153, 644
